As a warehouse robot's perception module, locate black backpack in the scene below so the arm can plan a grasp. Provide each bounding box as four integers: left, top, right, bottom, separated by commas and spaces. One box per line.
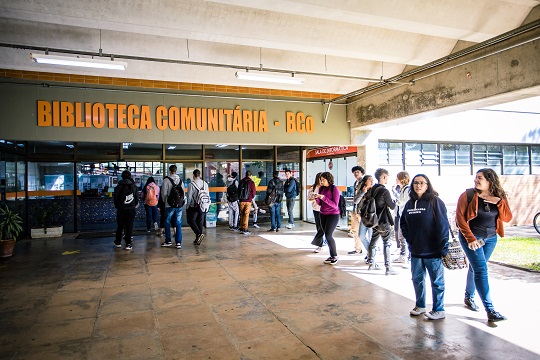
359, 186, 383, 228
238, 179, 250, 200
226, 180, 239, 202
165, 176, 185, 208
338, 194, 347, 218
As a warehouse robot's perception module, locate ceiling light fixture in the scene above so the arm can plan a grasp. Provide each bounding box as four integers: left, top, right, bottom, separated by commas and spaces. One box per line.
30, 53, 127, 70
235, 71, 304, 85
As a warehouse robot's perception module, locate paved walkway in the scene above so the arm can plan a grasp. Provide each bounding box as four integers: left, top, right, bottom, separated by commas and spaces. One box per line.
1, 223, 539, 359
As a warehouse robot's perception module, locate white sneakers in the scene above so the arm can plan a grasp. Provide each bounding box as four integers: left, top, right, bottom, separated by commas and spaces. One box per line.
286, 224, 295, 229
410, 307, 445, 320
410, 307, 426, 316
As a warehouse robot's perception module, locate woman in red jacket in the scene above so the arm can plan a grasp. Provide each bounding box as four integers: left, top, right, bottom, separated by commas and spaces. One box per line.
455, 168, 513, 322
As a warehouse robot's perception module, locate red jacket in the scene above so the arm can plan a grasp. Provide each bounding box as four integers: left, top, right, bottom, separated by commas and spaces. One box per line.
455, 190, 513, 243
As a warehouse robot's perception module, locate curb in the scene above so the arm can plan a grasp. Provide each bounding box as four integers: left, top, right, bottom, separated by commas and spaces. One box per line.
489, 260, 540, 273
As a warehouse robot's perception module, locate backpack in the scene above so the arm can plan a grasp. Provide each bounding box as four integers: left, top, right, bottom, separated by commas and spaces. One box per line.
338, 194, 347, 218
238, 179, 250, 201
144, 183, 158, 206
294, 178, 301, 196
116, 182, 136, 209
265, 180, 277, 206
359, 186, 383, 228
226, 180, 239, 202
192, 181, 211, 212
165, 176, 185, 208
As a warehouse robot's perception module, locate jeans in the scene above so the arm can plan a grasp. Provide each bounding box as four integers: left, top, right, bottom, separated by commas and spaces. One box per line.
186, 207, 204, 237
164, 207, 183, 244
368, 223, 393, 268
358, 221, 372, 253
270, 202, 282, 230
459, 232, 497, 311
320, 214, 340, 257
115, 209, 136, 245
410, 257, 445, 311
286, 198, 295, 225
228, 200, 239, 228
311, 210, 326, 247
395, 217, 408, 257
145, 204, 159, 230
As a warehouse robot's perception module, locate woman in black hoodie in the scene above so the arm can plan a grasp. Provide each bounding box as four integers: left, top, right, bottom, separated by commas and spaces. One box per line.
400, 174, 449, 320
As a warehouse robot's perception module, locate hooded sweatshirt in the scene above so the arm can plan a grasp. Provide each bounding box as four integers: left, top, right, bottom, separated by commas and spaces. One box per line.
400, 196, 450, 258
161, 173, 183, 209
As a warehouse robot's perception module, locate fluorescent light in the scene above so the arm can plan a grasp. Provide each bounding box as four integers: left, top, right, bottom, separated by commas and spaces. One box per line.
215, 144, 229, 148
167, 146, 176, 150
235, 71, 304, 85
30, 53, 127, 70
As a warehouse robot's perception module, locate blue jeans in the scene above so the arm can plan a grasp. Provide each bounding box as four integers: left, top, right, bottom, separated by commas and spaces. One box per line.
410, 257, 445, 311
270, 202, 282, 230
145, 204, 159, 230
459, 232, 497, 311
358, 221, 372, 253
368, 223, 393, 268
165, 207, 183, 244
286, 198, 295, 225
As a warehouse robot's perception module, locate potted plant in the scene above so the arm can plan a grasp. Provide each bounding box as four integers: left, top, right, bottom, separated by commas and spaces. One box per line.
31, 202, 64, 238
0, 204, 23, 257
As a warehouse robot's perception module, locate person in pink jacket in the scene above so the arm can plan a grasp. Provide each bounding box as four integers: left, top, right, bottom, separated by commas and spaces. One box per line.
315, 172, 342, 265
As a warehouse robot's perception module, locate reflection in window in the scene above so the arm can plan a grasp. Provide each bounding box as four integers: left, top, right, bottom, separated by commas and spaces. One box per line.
28, 162, 75, 192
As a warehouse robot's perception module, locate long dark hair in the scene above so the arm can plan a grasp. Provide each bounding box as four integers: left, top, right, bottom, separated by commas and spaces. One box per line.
358, 175, 373, 191
409, 174, 438, 202
311, 172, 322, 189
476, 168, 507, 199
143, 176, 155, 195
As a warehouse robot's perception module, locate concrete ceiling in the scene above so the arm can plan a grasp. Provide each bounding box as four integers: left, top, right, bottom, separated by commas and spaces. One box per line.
0, 0, 539, 97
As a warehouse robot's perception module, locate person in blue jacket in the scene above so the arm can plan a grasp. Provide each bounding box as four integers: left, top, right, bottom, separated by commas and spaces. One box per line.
400, 174, 450, 320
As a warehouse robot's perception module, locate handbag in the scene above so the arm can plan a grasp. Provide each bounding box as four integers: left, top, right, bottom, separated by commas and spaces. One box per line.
441, 231, 468, 270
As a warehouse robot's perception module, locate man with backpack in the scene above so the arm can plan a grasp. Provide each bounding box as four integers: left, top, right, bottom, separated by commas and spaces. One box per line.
225, 171, 240, 231
113, 170, 139, 251
160, 165, 184, 249
365, 168, 399, 275
284, 169, 299, 229
237, 170, 256, 235
265, 170, 284, 232
348, 165, 368, 255
186, 169, 209, 245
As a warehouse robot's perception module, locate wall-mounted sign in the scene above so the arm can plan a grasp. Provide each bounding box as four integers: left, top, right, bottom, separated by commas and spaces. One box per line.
306, 146, 357, 159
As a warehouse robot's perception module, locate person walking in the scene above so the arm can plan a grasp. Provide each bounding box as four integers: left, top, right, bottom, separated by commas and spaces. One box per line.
266, 170, 284, 232
238, 170, 256, 235
392, 171, 411, 267
315, 172, 342, 265
347, 165, 366, 255
113, 170, 139, 250
366, 168, 399, 275
186, 169, 209, 245
355, 175, 375, 262
142, 176, 160, 233
284, 169, 299, 229
455, 168, 513, 322
225, 171, 240, 231
400, 174, 450, 320
309, 172, 326, 252
160, 165, 184, 249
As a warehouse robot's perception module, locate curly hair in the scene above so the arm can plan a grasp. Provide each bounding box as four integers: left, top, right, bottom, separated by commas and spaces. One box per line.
476, 168, 507, 199
319, 172, 334, 185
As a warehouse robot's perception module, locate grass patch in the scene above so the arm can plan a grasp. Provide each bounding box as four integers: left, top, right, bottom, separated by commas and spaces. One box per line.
491, 237, 540, 271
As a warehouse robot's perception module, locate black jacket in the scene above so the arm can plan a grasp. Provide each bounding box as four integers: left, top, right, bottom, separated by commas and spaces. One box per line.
370, 184, 396, 225
113, 179, 139, 210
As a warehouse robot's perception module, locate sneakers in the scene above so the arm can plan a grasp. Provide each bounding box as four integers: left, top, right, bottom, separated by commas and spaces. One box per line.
267, 228, 276, 232
487, 310, 507, 322
410, 306, 426, 316
125, 244, 133, 251
194, 233, 205, 245
286, 224, 294, 229
367, 261, 380, 270
229, 226, 236, 231
275, 228, 280, 232
425, 310, 446, 320
146, 229, 151, 233
161, 242, 172, 247
347, 250, 362, 255
385, 267, 399, 275
313, 246, 323, 253
175, 243, 182, 249
324, 257, 338, 265
393, 255, 406, 263
114, 242, 121, 248
253, 223, 260, 229
154, 222, 159, 231
464, 297, 480, 312
242, 230, 251, 235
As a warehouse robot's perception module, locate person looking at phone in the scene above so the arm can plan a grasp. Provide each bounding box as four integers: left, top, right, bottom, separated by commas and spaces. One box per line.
455, 168, 513, 322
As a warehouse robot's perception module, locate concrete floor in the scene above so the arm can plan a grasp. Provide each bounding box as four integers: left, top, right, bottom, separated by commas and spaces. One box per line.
1, 222, 539, 360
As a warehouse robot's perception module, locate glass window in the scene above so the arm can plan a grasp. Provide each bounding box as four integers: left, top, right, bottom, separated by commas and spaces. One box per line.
27, 141, 74, 159
242, 146, 273, 160
405, 143, 422, 166
503, 145, 529, 175
166, 144, 202, 160
123, 143, 162, 158
78, 142, 120, 160
204, 145, 239, 160
28, 162, 75, 192
473, 144, 502, 173
440, 144, 471, 176
532, 146, 540, 175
